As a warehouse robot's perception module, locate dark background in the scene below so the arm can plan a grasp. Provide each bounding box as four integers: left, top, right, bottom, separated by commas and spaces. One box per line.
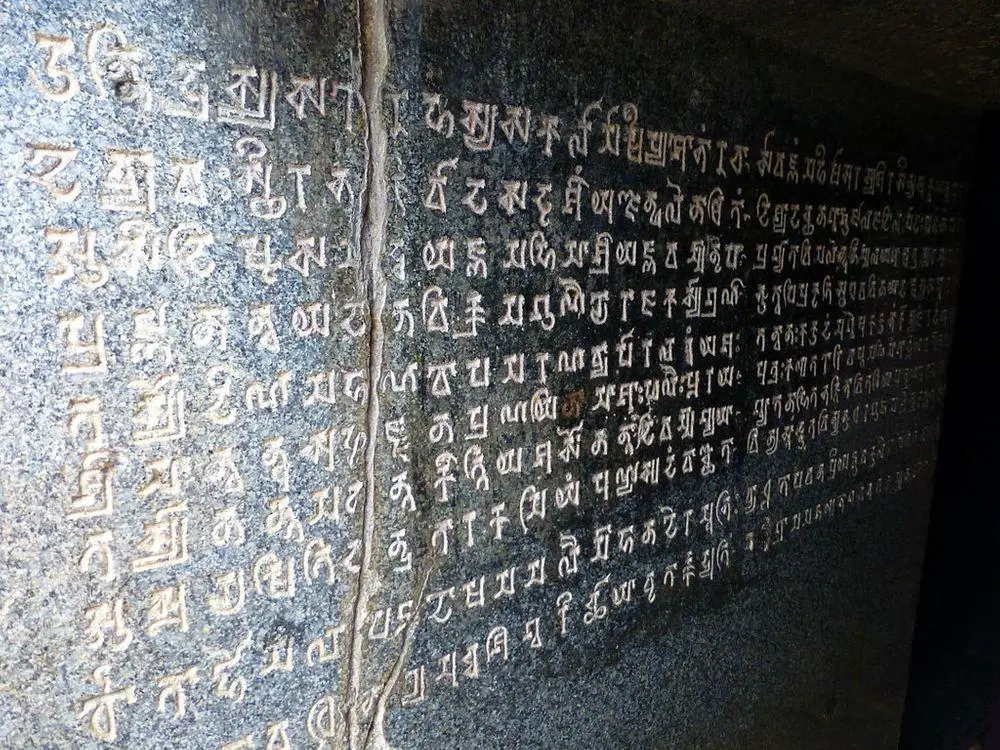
901, 110, 1000, 749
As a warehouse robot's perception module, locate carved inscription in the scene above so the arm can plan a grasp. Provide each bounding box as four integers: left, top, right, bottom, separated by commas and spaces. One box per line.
370, 92, 964, 713
0, 6, 968, 748
7, 15, 365, 748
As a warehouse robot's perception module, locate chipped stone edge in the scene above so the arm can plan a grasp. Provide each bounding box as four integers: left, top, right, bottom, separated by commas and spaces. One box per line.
347, 0, 391, 745
351, 3, 440, 747
362, 568, 434, 750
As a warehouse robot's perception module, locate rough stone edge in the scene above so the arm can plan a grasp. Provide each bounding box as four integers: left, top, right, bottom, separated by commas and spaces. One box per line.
348, 1, 436, 747
346, 0, 390, 744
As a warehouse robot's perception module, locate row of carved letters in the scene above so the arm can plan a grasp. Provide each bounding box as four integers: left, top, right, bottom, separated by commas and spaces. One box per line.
755, 310, 955, 353
79, 659, 341, 746
40, 231, 959, 321
51, 303, 953, 386
71, 406, 930, 596
44, 225, 360, 289
754, 339, 949, 386
23, 140, 357, 221
70, 456, 937, 745
50, 282, 949, 363
55, 308, 368, 380
412, 423, 933, 557
79, 446, 916, 746
413, 234, 957, 278
753, 240, 958, 274
421, 162, 963, 238
27, 141, 961, 241
420, 95, 965, 206
59, 351, 940, 509
752, 364, 945, 425
746, 389, 943, 456
398, 467, 915, 708
23, 26, 968, 210
29, 27, 365, 132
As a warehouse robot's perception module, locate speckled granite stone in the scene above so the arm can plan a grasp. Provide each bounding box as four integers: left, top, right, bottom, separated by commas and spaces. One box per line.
0, 1, 980, 748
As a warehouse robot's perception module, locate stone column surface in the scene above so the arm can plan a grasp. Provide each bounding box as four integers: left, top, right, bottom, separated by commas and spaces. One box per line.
0, 1, 977, 748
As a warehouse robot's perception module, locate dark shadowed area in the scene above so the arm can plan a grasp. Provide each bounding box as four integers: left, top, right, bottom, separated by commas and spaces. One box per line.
900, 111, 1000, 750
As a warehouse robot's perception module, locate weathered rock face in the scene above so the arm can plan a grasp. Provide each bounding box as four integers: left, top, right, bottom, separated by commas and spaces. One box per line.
0, 1, 976, 748
0, 2, 366, 747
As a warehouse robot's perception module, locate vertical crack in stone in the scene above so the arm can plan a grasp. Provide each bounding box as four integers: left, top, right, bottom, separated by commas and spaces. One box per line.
362, 568, 434, 750
347, 0, 389, 746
